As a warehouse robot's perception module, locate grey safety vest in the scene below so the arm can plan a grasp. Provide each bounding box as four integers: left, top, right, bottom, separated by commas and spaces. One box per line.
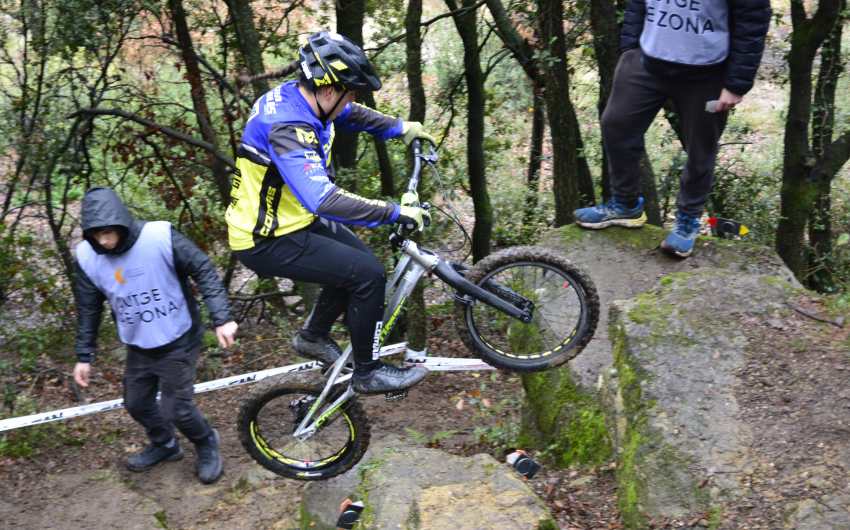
75, 221, 193, 349
640, 0, 730, 65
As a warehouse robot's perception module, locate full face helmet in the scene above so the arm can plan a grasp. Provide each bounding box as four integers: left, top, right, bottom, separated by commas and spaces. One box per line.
299, 31, 382, 93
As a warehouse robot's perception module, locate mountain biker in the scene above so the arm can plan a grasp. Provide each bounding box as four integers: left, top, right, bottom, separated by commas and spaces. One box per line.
574, 0, 771, 258
225, 31, 435, 394
73, 187, 238, 484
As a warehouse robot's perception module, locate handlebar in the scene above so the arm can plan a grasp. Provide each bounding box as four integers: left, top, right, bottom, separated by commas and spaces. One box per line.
407, 138, 438, 195
391, 139, 439, 244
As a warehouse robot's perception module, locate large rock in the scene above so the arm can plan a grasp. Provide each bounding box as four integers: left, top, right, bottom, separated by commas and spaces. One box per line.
541, 225, 797, 388
300, 436, 556, 529
602, 269, 796, 527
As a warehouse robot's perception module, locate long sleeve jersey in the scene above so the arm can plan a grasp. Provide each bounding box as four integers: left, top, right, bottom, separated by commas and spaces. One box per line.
225, 81, 405, 251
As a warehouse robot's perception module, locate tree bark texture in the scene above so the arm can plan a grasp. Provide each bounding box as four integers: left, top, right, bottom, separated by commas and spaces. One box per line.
777, 0, 847, 281
168, 0, 231, 206
523, 82, 545, 231
807, 3, 844, 290
538, 0, 582, 226
363, 90, 396, 197
334, 0, 366, 172
447, 0, 492, 261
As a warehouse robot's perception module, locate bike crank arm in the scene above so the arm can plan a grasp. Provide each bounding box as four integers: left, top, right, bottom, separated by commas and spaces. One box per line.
292, 383, 356, 441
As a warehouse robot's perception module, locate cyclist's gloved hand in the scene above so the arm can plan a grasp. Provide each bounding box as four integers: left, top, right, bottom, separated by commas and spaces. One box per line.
400, 191, 419, 207
397, 205, 431, 232
402, 121, 436, 147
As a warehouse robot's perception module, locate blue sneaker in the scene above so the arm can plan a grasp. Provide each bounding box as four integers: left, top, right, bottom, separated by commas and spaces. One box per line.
661, 212, 701, 258
574, 197, 647, 229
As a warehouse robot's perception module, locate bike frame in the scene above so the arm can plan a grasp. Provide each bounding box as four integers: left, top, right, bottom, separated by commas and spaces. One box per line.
291, 141, 531, 441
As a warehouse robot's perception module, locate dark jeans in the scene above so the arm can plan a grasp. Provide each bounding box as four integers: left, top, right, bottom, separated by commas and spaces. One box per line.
123, 343, 211, 446
602, 48, 729, 217
235, 219, 385, 365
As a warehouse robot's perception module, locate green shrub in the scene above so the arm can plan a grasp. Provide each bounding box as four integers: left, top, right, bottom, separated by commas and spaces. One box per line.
0, 393, 82, 458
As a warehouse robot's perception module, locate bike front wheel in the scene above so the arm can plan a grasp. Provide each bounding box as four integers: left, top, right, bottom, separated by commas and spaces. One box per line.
454, 246, 599, 372
237, 373, 370, 480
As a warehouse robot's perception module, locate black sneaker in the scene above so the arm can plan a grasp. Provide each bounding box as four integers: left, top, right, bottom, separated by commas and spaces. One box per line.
292, 332, 343, 365
126, 439, 183, 472
352, 363, 428, 394
194, 429, 223, 484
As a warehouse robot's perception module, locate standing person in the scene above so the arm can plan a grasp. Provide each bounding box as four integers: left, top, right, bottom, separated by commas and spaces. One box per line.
73, 187, 238, 484
575, 0, 771, 257
226, 31, 435, 394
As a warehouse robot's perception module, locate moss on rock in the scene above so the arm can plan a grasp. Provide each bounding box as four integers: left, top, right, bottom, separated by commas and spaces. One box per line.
557, 224, 666, 251
519, 369, 612, 468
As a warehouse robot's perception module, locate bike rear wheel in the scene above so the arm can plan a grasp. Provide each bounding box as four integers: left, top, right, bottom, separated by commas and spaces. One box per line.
237, 373, 370, 480
455, 246, 599, 372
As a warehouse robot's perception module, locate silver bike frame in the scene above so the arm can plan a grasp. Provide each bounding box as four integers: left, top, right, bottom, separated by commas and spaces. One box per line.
291, 239, 469, 440
291, 141, 506, 440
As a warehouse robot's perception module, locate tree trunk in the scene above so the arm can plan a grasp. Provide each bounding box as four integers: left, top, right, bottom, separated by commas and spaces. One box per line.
590, 0, 618, 204
538, 0, 582, 226
447, 0, 492, 261
589, 0, 660, 224
405, 0, 427, 351
776, 0, 843, 281
333, 0, 366, 172
807, 6, 844, 291
363, 91, 396, 197
224, 0, 269, 99
522, 82, 545, 234
168, 0, 231, 206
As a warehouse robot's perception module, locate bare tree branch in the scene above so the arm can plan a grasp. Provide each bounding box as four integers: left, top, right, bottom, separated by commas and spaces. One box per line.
72, 107, 236, 171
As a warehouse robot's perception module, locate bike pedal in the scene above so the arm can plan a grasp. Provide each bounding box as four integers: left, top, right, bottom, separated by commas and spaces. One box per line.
384, 389, 408, 402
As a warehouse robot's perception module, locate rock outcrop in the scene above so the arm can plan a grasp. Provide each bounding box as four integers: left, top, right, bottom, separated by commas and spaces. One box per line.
602, 267, 850, 528
300, 436, 556, 530
543, 224, 797, 388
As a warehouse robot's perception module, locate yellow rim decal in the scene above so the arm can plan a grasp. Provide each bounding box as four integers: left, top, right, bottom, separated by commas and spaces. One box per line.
251, 405, 356, 469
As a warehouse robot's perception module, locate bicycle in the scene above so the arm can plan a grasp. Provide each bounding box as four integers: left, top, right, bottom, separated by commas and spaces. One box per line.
237, 140, 600, 480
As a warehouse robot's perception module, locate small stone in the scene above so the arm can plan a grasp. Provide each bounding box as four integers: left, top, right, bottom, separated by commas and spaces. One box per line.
282, 295, 302, 307
568, 476, 594, 488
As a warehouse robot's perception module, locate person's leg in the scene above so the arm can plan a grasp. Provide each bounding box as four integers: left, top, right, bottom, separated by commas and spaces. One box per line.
236, 221, 426, 392
671, 79, 728, 217
123, 351, 183, 471
154, 344, 222, 484
302, 220, 369, 338
602, 49, 670, 204
575, 49, 668, 228
124, 352, 174, 445
155, 344, 210, 443
660, 77, 728, 257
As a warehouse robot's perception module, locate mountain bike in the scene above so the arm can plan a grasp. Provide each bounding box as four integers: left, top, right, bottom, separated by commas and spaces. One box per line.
237, 140, 599, 480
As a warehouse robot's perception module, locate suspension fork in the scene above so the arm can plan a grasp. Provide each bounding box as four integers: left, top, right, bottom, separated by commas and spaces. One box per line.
433, 260, 533, 322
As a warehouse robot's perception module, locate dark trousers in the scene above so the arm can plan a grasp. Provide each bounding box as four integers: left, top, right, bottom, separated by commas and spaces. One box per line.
123, 343, 211, 446
235, 219, 386, 365
602, 49, 729, 217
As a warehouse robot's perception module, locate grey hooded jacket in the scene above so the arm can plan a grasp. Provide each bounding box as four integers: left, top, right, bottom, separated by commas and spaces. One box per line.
74, 187, 232, 362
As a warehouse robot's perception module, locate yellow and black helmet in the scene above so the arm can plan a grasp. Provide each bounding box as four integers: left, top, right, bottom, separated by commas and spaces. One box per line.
299, 31, 382, 92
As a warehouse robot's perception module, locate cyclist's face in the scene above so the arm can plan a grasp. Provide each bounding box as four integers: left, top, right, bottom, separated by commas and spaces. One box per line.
91, 227, 121, 250
316, 86, 356, 121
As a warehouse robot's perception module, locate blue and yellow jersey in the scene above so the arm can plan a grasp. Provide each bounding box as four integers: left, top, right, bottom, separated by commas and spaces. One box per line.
225, 80, 404, 251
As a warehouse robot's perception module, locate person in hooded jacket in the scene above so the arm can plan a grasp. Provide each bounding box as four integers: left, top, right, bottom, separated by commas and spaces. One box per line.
73, 187, 238, 484
574, 0, 771, 258
227, 31, 435, 395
